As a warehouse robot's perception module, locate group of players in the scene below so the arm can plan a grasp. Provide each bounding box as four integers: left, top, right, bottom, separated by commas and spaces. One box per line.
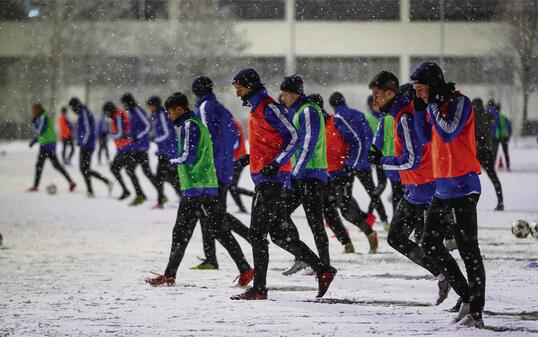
28, 61, 505, 328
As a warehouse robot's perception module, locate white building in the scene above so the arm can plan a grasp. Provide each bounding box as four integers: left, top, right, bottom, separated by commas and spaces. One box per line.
0, 0, 534, 136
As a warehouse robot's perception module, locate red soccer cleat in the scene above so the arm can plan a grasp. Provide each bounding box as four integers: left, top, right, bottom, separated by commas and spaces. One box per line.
151, 203, 164, 210
316, 267, 337, 298
26, 187, 38, 192
365, 213, 376, 228
230, 287, 267, 300
234, 268, 254, 288
69, 182, 77, 192
145, 272, 175, 287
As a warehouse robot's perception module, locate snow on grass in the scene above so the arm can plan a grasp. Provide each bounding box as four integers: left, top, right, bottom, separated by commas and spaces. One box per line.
1, 140, 537, 336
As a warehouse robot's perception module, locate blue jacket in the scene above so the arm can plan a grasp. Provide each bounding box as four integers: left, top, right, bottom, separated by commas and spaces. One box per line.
97, 115, 108, 137
152, 106, 178, 158
414, 95, 481, 199
194, 93, 235, 186
288, 96, 327, 182
128, 105, 151, 151
333, 103, 373, 170
379, 94, 433, 204
76, 105, 97, 152
245, 88, 298, 188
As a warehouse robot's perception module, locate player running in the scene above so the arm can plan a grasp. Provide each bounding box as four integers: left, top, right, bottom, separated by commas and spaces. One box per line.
69, 97, 112, 197
145, 92, 253, 288
413, 61, 486, 328
367, 71, 450, 305
230, 68, 336, 300
27, 103, 76, 192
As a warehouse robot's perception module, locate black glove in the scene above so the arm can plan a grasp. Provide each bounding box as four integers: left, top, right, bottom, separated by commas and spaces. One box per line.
342, 165, 356, 176
260, 161, 279, 177
29, 139, 37, 148
238, 154, 250, 168
367, 145, 383, 165
413, 96, 428, 112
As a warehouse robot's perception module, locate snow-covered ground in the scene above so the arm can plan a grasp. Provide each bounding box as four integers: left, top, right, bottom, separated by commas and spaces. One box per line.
1, 140, 537, 337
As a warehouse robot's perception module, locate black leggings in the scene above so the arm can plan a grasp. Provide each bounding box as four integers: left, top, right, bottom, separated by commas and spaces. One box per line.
492, 138, 510, 169
229, 161, 255, 212
477, 148, 503, 205
390, 180, 405, 213
285, 178, 330, 266
250, 182, 328, 291
61, 137, 74, 164
356, 168, 387, 222
323, 175, 372, 246
97, 136, 110, 164
110, 152, 143, 197
33, 147, 73, 188
387, 199, 440, 277
131, 151, 159, 196
164, 195, 250, 278
421, 195, 486, 319
201, 184, 251, 264
80, 149, 109, 194
155, 155, 181, 204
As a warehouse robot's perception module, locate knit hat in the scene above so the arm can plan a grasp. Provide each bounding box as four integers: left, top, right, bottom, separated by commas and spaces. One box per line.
232, 68, 263, 91
192, 76, 213, 97
280, 75, 304, 95
329, 92, 346, 107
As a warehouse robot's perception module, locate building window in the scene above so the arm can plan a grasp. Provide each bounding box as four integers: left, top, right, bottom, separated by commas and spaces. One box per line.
296, 0, 400, 21
410, 56, 514, 84
0, 0, 28, 20
409, 0, 502, 21
296, 56, 400, 85
218, 0, 285, 20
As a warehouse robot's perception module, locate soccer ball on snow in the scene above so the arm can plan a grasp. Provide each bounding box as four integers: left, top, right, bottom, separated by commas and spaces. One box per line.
529, 221, 538, 239
46, 184, 57, 195
511, 220, 530, 239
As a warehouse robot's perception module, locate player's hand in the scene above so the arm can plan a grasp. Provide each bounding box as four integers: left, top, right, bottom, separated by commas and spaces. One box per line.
413, 97, 428, 112
238, 154, 250, 168
367, 145, 383, 165
260, 161, 279, 177
29, 139, 37, 148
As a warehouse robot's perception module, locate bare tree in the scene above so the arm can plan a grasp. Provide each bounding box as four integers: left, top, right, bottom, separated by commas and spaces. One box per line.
500, 0, 538, 135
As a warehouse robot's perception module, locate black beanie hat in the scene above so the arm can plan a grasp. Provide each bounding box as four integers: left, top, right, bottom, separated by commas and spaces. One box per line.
68, 97, 82, 110
307, 93, 324, 108
410, 61, 445, 88
280, 75, 304, 95
165, 92, 190, 111
147, 96, 161, 107
102, 101, 117, 113
192, 76, 213, 97
329, 92, 346, 107
120, 93, 136, 107
232, 68, 263, 91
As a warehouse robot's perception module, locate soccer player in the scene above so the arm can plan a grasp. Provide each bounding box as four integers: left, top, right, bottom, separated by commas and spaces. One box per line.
367, 71, 450, 305
69, 97, 112, 197
145, 92, 253, 288
27, 103, 76, 192
230, 68, 336, 300
413, 61, 486, 328
147, 96, 181, 208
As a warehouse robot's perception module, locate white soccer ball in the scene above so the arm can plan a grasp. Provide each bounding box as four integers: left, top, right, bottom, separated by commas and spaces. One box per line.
511, 220, 530, 239
529, 221, 538, 239
46, 184, 57, 195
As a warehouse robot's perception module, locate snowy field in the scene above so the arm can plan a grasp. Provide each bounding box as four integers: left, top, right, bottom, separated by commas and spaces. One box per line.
1, 139, 538, 337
